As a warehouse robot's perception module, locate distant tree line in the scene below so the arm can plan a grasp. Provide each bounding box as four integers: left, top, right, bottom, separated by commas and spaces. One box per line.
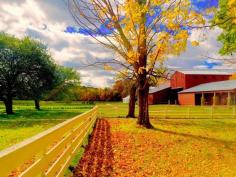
0, 33, 80, 114
77, 80, 128, 102
49, 80, 129, 103
0, 33, 129, 114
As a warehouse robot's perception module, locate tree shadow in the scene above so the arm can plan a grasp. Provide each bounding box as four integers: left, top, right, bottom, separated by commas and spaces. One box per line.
156, 119, 236, 129
153, 126, 235, 151
73, 119, 114, 177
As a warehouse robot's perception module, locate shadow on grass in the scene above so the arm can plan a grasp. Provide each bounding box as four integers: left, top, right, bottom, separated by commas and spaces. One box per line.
0, 110, 81, 120
73, 119, 114, 177
153, 127, 235, 151
156, 119, 236, 129
151, 117, 236, 120
0, 119, 63, 129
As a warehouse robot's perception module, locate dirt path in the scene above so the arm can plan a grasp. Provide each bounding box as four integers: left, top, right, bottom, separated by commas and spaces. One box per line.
73, 119, 113, 177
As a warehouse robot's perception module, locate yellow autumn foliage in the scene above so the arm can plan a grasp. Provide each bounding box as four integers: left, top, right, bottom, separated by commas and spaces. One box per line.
104, 64, 113, 71
75, 0, 211, 78
191, 41, 200, 46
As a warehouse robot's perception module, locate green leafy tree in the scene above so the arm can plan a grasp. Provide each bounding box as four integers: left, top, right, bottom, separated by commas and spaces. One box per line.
44, 66, 81, 101
0, 48, 24, 114
213, 0, 236, 55
18, 37, 56, 110
0, 34, 25, 114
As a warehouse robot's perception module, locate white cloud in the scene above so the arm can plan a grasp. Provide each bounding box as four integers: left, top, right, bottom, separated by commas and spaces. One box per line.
0, 0, 116, 87
0, 0, 233, 87
167, 27, 229, 69
79, 70, 115, 88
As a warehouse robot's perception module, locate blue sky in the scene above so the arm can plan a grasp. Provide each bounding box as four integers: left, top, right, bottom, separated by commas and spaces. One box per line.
0, 0, 232, 87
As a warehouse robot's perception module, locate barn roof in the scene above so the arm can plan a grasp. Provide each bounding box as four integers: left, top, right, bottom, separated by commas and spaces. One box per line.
179, 80, 236, 93
149, 82, 171, 94
177, 69, 235, 75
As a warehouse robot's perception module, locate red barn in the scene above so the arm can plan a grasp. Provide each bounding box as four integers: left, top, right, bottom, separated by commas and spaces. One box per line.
171, 70, 231, 89
178, 80, 236, 105
148, 69, 234, 105
148, 83, 171, 105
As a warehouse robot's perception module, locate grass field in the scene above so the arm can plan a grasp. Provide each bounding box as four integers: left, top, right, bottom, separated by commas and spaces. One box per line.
1, 101, 236, 176
1, 101, 235, 151
0, 101, 94, 150
97, 102, 236, 119
74, 118, 236, 177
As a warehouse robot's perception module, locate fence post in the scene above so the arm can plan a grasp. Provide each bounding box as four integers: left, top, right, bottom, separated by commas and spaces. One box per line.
164, 107, 167, 118
233, 106, 235, 119
187, 107, 190, 119
99, 110, 102, 118
115, 106, 118, 117
211, 106, 213, 119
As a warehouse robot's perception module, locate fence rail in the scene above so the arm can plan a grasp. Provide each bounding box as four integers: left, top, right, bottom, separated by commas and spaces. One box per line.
0, 105, 91, 110
149, 106, 236, 119
98, 104, 236, 119
0, 106, 98, 177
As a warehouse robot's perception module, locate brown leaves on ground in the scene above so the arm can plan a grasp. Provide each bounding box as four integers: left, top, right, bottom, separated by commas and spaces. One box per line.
73, 119, 113, 177
73, 118, 236, 177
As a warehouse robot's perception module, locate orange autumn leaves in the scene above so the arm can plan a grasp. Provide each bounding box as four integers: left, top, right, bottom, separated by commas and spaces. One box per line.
73, 119, 113, 177
73, 118, 236, 177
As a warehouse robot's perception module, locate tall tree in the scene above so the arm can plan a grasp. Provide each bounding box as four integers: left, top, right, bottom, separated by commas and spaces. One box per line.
0, 34, 23, 114
0, 48, 23, 114
18, 37, 56, 110
69, 0, 210, 128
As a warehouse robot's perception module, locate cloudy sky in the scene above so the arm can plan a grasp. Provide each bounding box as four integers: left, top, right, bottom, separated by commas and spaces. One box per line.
0, 0, 231, 87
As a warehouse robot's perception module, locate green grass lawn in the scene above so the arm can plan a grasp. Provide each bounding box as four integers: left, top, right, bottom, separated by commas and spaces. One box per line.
0, 101, 94, 150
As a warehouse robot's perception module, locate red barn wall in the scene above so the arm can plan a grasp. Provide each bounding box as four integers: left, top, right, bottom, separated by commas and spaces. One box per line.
185, 74, 230, 89
148, 88, 171, 105
170, 71, 186, 89
178, 93, 195, 105
148, 94, 154, 105
171, 71, 231, 90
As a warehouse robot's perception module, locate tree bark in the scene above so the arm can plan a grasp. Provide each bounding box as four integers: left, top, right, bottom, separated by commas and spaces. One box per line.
137, 74, 152, 128
126, 84, 136, 118
135, 9, 152, 128
3, 96, 13, 114
34, 99, 40, 110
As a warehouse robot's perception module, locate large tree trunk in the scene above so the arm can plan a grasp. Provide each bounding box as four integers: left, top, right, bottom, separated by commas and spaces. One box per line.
137, 74, 152, 128
3, 96, 13, 114
126, 84, 136, 118
136, 8, 151, 128
34, 99, 40, 110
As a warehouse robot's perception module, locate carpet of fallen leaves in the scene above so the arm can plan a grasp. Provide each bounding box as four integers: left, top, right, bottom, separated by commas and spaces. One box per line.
74, 118, 236, 177
73, 119, 113, 177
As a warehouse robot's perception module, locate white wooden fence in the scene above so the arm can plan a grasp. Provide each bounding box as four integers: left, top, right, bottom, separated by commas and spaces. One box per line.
0, 106, 98, 177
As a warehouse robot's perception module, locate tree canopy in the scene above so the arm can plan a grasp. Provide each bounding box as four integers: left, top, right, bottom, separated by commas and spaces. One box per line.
17, 37, 57, 110
69, 0, 213, 128
213, 0, 236, 55
0, 33, 80, 114
0, 34, 25, 114
44, 66, 81, 101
